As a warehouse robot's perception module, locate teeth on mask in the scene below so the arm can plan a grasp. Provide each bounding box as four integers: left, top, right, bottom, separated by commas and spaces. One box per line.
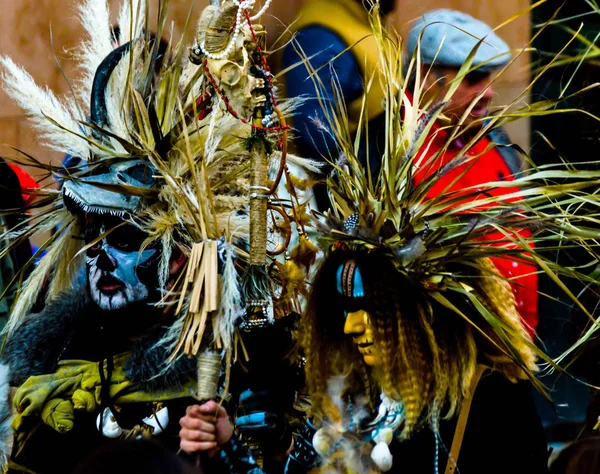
64, 187, 127, 218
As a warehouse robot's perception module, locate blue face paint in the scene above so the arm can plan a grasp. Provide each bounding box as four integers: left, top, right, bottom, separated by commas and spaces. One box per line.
336, 265, 344, 295
336, 260, 367, 316
336, 261, 365, 298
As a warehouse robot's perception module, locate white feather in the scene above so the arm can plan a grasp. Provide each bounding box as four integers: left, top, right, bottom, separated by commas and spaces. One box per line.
90, 0, 149, 147
101, 49, 133, 149
0, 56, 90, 158
118, 0, 146, 44
204, 109, 220, 165
76, 0, 114, 107
285, 152, 324, 174
213, 242, 243, 351
158, 230, 173, 292
314, 376, 374, 473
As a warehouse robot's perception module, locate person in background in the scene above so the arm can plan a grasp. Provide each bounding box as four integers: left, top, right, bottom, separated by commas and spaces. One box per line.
405, 9, 539, 334
0, 159, 36, 270
0, 158, 36, 328
280, 0, 396, 209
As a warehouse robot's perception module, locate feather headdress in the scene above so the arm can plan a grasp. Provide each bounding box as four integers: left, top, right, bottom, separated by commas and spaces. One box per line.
300, 1, 600, 462
0, 0, 314, 370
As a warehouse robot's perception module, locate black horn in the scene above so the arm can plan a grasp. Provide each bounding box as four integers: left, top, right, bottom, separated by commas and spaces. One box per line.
90, 42, 132, 130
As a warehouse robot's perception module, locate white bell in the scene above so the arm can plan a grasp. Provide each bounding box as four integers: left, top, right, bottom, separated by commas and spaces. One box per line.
371, 441, 393, 472
96, 407, 123, 439
142, 406, 170, 436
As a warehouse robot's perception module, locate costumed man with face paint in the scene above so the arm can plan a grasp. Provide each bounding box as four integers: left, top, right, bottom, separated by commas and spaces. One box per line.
0, 18, 198, 470
178, 5, 600, 474
0, 124, 195, 474
0, 0, 312, 472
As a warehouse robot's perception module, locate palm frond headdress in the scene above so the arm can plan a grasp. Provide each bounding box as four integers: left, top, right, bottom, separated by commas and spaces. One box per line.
300, 3, 600, 469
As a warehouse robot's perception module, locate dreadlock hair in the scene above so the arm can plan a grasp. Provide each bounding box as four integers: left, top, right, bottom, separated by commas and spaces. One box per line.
300, 249, 537, 439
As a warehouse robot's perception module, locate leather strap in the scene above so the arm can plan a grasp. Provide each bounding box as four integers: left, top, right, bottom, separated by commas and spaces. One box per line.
444, 365, 487, 474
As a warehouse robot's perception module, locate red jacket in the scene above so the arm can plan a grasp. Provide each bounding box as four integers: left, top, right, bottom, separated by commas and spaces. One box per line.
412, 124, 538, 334
8, 164, 38, 206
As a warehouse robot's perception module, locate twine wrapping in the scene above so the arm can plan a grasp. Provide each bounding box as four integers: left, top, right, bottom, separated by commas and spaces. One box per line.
196, 351, 222, 402
249, 142, 269, 265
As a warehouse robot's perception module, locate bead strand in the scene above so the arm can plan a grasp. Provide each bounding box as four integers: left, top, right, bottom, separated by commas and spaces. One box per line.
243, 10, 278, 107
249, 0, 272, 21
203, 59, 289, 134
199, 0, 253, 60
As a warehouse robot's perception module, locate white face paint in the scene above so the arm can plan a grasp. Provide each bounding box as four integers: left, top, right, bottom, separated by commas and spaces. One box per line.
85, 217, 159, 311
87, 243, 158, 311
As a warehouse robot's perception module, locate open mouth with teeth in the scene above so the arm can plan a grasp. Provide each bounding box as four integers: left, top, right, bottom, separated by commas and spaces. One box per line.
355, 338, 374, 355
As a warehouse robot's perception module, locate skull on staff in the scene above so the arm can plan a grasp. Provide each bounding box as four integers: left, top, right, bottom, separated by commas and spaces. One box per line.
191, 1, 268, 120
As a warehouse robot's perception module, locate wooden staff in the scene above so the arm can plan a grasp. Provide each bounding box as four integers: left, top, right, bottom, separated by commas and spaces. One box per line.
248, 112, 269, 267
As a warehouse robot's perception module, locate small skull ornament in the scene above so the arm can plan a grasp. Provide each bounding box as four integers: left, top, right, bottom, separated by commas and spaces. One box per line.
194, 1, 267, 121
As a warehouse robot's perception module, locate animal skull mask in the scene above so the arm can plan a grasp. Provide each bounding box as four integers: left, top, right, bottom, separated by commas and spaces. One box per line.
63, 159, 156, 217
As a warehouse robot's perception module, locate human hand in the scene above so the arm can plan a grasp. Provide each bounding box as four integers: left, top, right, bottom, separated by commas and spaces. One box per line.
179, 401, 233, 457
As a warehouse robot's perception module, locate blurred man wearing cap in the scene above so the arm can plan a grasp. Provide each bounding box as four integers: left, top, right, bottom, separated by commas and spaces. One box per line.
406, 9, 539, 334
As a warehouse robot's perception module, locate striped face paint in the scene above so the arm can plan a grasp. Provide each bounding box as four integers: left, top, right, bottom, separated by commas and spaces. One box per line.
336, 260, 378, 366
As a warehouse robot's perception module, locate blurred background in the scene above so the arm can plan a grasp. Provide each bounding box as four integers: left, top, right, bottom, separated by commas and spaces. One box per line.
0, 0, 597, 450
0, 0, 532, 165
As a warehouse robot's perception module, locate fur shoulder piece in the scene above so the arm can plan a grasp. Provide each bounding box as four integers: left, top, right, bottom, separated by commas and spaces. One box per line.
1, 290, 196, 393
127, 333, 196, 393
1, 290, 87, 386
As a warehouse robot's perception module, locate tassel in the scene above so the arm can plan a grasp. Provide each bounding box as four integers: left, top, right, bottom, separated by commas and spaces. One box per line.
290, 235, 318, 270
280, 260, 305, 295
242, 264, 274, 325
293, 202, 313, 228
273, 260, 305, 318
172, 241, 219, 358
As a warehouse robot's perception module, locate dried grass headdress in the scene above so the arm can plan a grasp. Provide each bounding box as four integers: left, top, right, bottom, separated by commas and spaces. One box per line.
0, 0, 315, 389
300, 0, 600, 462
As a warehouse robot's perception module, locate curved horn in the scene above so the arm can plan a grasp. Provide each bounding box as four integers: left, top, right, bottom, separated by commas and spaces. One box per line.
196, 2, 238, 55
90, 42, 132, 130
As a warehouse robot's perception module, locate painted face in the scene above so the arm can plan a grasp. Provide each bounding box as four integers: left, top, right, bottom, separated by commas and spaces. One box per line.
336, 260, 378, 366
85, 215, 159, 311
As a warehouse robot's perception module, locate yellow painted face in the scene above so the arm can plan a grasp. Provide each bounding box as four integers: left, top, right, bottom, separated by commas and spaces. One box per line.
343, 309, 378, 366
